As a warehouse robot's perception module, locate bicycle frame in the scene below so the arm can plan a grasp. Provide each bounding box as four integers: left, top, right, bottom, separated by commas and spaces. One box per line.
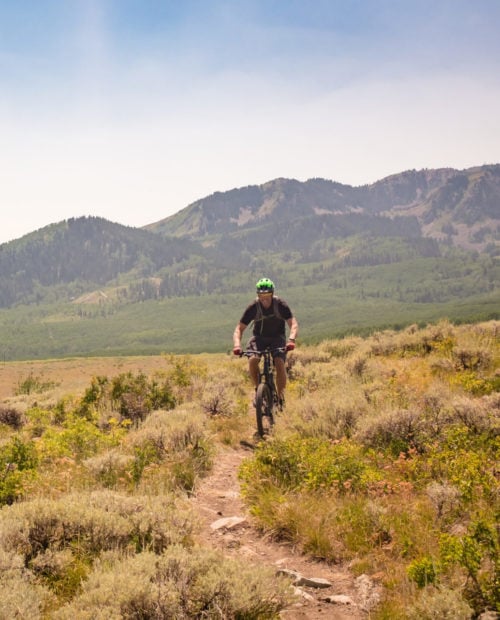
259, 347, 273, 390
242, 347, 285, 437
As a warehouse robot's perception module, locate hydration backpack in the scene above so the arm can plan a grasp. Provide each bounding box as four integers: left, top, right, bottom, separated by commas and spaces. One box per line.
253, 296, 283, 334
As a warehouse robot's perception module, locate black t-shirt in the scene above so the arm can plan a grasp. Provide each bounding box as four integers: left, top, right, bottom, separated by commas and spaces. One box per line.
240, 297, 293, 337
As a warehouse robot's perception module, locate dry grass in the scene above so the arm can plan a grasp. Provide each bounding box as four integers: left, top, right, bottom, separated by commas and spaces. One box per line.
0, 355, 167, 407
241, 320, 500, 618
0, 321, 498, 617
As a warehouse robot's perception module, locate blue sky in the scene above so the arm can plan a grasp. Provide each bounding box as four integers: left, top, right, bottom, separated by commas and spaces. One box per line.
1, 0, 499, 243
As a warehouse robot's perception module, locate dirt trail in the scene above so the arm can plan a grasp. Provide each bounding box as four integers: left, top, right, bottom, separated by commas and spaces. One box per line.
191, 441, 377, 619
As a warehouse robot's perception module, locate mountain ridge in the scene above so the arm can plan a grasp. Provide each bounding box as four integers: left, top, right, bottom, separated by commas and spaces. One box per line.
0, 164, 498, 359
145, 165, 500, 251
0, 164, 498, 308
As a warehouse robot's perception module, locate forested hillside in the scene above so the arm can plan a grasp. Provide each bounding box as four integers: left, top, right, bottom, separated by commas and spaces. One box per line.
0, 165, 498, 360
0, 217, 201, 307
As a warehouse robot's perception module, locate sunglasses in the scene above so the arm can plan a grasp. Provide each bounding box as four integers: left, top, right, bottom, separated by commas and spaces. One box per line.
257, 290, 273, 296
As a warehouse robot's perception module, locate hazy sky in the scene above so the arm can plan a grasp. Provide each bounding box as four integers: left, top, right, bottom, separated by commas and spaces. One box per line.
1, 0, 499, 244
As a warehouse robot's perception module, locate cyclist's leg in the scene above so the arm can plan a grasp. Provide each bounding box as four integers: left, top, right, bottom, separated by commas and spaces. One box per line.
249, 357, 260, 387
274, 357, 286, 398
247, 337, 260, 389
271, 337, 287, 401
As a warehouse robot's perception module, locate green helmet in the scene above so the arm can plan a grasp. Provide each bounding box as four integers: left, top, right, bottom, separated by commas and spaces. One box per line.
256, 277, 275, 293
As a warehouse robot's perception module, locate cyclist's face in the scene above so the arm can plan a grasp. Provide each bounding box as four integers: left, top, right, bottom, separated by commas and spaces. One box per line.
257, 291, 273, 307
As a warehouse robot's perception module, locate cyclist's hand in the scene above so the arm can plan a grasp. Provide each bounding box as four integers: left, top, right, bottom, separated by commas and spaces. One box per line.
233, 347, 242, 356
286, 341, 295, 351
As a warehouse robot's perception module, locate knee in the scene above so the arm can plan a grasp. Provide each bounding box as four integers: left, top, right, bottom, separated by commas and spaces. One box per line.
274, 358, 285, 371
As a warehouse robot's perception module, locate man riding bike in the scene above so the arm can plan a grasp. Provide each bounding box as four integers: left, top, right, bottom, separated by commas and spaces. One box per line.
233, 277, 299, 406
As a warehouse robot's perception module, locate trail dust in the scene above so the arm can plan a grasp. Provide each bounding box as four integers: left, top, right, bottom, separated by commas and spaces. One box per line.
191, 440, 379, 619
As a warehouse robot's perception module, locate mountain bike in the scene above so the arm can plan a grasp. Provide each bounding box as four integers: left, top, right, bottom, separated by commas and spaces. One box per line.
241, 347, 285, 438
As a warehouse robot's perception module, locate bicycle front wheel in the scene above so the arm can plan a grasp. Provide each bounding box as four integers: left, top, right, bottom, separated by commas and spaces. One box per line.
255, 383, 274, 437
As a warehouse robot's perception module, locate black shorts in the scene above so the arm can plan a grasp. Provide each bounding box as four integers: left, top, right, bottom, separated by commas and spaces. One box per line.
247, 335, 287, 361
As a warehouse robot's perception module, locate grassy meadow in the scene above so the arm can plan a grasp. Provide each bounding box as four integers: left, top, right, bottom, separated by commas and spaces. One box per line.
0, 244, 498, 360
0, 320, 498, 618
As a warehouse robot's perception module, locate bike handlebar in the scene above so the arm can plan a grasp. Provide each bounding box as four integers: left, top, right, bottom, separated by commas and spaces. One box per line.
239, 347, 286, 357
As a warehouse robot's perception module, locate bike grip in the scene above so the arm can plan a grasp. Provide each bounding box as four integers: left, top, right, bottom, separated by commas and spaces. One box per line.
233, 347, 242, 356
286, 342, 295, 351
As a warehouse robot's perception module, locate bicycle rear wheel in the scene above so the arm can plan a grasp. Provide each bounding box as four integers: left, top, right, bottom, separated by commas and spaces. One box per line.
255, 383, 274, 437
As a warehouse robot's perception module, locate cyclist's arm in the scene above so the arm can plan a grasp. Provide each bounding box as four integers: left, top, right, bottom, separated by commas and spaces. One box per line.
287, 316, 299, 341
233, 322, 247, 350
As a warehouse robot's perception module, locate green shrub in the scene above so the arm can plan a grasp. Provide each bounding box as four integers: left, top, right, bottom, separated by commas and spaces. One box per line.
370, 322, 455, 358
425, 481, 460, 520
130, 441, 160, 485
77, 372, 176, 426
129, 407, 213, 490
440, 519, 499, 612
357, 408, 425, 456
148, 375, 178, 410
25, 406, 56, 437
452, 371, 497, 395
0, 491, 195, 563
0, 492, 196, 609
285, 391, 366, 440
452, 346, 492, 371
449, 395, 499, 434
167, 355, 207, 387
407, 556, 438, 588
420, 425, 498, 502
15, 373, 58, 395
0, 547, 53, 619
83, 450, 135, 488
240, 435, 372, 496
294, 494, 386, 560
39, 417, 122, 461
0, 436, 38, 505
76, 375, 108, 420
52, 546, 293, 619
30, 548, 89, 601
165, 355, 208, 402
169, 438, 212, 494
1, 435, 38, 471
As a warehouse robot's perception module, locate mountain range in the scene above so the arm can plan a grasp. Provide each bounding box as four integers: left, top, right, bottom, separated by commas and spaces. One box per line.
0, 164, 498, 360
146, 164, 500, 250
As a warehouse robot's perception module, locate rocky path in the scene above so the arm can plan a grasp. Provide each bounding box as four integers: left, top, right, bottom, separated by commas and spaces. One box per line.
190, 442, 380, 619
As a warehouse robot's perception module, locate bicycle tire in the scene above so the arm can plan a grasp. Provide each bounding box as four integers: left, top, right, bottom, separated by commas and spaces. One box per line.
255, 383, 274, 437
